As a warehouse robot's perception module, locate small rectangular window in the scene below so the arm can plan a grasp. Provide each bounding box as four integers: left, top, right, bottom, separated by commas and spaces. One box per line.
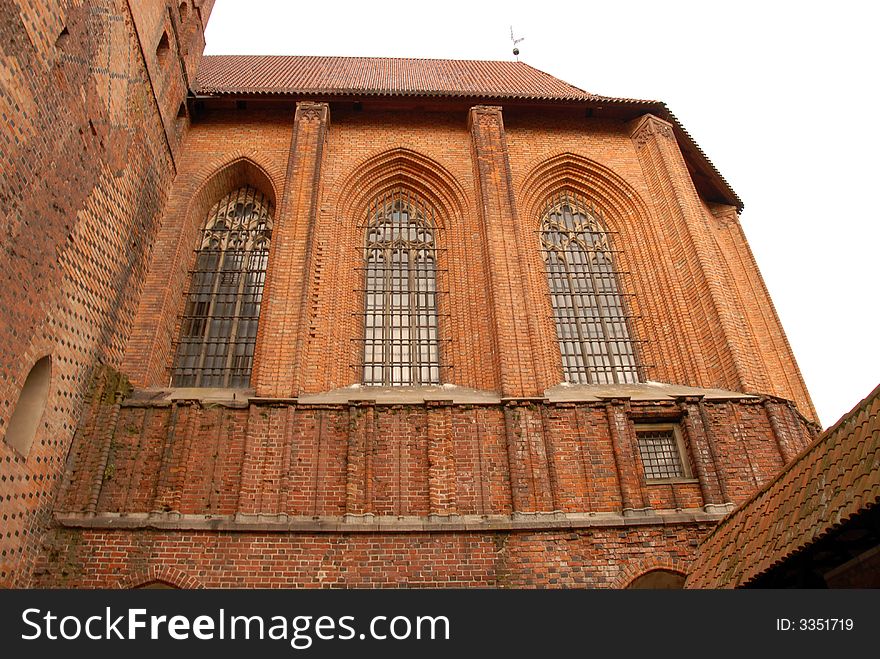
635, 424, 690, 481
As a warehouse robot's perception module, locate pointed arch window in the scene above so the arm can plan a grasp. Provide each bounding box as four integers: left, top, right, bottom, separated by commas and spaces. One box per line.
540, 192, 641, 384
171, 186, 273, 387
362, 189, 441, 386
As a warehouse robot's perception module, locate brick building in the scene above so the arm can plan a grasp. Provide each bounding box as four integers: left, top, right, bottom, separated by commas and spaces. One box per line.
2, 1, 821, 588
688, 383, 880, 588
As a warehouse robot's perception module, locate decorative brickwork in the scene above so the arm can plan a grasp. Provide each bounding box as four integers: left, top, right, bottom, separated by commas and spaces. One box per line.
55, 394, 814, 520
33, 384, 815, 587
253, 102, 330, 397
2, 4, 821, 588
0, 0, 210, 587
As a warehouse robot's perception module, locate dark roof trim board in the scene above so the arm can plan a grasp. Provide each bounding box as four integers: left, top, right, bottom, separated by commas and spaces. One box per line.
195, 56, 742, 211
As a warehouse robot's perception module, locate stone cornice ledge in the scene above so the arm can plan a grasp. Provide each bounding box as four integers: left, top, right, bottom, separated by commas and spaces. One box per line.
55, 508, 730, 533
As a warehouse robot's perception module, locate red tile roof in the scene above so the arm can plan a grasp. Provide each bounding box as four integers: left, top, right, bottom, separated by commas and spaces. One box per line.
686, 383, 880, 588
196, 55, 644, 103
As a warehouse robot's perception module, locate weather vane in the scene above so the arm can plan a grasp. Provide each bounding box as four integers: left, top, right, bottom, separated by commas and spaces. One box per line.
510, 26, 525, 61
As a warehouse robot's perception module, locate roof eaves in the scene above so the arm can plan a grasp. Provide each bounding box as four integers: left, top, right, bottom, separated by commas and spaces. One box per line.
196, 86, 600, 101
660, 107, 744, 212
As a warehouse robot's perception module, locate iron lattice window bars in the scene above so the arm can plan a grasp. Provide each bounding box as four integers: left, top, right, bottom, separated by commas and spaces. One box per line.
540, 192, 642, 384
635, 424, 690, 480
171, 186, 273, 387
361, 188, 442, 386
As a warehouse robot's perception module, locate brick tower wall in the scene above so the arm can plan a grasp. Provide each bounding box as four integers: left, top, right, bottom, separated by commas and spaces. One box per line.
0, 0, 212, 586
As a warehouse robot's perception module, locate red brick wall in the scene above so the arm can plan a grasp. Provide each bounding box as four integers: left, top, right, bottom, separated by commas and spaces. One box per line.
4, 0, 818, 590
0, 0, 207, 586
122, 102, 816, 417
31, 367, 815, 589
31, 525, 716, 589
54, 390, 813, 522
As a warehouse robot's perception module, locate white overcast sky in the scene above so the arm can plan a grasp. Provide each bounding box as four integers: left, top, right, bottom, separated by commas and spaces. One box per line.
204, 0, 879, 428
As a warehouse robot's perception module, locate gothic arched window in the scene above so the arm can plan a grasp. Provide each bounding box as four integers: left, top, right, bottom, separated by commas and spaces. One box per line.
171, 186, 273, 387
540, 192, 641, 385
362, 189, 441, 386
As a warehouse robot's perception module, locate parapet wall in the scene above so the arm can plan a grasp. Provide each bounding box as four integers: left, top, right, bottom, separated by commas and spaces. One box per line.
31, 372, 816, 588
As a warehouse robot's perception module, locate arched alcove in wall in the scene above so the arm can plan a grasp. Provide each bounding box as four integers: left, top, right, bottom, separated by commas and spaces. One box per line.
626, 569, 687, 589
3, 356, 51, 457
134, 580, 177, 589
518, 153, 656, 389
119, 565, 203, 589
171, 184, 274, 388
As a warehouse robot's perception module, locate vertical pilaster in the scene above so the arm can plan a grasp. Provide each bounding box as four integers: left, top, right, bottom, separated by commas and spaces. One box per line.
277, 406, 294, 516
344, 402, 373, 519
679, 398, 727, 511
152, 402, 180, 514
605, 399, 648, 515
123, 408, 150, 512
254, 101, 330, 397
171, 402, 197, 514
426, 401, 457, 517
698, 400, 732, 505
469, 105, 539, 397
503, 405, 528, 513
631, 113, 747, 390
537, 405, 561, 512
86, 394, 122, 515
764, 398, 798, 464
236, 403, 264, 516
503, 402, 554, 514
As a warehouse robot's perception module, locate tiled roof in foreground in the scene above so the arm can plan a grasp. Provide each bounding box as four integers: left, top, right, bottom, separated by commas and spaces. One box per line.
197, 55, 642, 102
686, 383, 880, 588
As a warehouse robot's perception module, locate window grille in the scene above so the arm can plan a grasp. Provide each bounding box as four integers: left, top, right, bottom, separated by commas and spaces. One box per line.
361, 188, 441, 385
540, 192, 641, 384
171, 186, 273, 387
636, 426, 687, 480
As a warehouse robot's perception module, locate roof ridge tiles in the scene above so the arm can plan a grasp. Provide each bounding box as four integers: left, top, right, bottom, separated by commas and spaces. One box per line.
197, 54, 651, 103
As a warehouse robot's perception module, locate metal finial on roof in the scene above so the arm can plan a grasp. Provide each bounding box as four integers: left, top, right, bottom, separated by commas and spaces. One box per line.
510, 26, 525, 61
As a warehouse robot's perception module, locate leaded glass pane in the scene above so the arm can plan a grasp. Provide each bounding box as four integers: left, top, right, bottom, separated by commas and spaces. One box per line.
171, 186, 273, 387
540, 192, 641, 384
362, 189, 441, 386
